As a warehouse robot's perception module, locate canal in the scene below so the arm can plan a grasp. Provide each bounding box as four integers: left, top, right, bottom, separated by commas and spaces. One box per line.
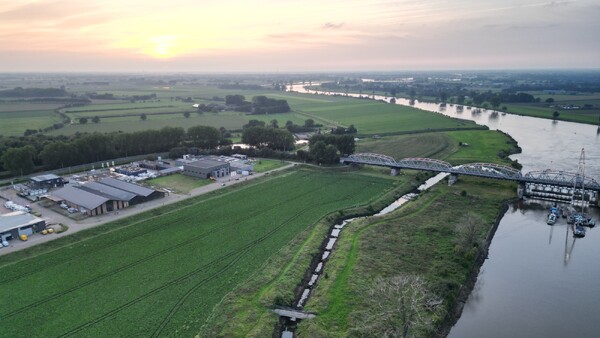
290, 84, 600, 337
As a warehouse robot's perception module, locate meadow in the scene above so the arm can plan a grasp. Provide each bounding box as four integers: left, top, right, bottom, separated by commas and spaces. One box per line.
298, 177, 516, 336
356, 130, 518, 165
144, 173, 212, 193
0, 169, 393, 337
0, 102, 63, 136
1, 81, 484, 137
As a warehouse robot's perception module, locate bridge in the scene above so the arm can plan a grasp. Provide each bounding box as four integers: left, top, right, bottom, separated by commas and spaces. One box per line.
340, 153, 600, 195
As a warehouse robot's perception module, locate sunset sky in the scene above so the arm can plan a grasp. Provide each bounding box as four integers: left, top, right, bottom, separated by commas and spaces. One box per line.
1, 0, 599, 72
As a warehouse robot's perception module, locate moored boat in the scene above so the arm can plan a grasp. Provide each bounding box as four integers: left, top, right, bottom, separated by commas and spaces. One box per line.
547, 213, 557, 225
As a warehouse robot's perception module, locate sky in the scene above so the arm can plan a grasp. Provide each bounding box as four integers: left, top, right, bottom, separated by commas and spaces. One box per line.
0, 0, 599, 72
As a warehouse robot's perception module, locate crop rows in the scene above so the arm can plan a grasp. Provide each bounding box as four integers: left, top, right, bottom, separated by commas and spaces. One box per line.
0, 170, 391, 337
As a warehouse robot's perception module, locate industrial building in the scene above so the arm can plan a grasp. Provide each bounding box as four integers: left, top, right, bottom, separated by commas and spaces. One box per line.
0, 211, 46, 243
50, 185, 114, 216
99, 177, 165, 204
29, 174, 66, 189
77, 181, 136, 209
49, 178, 164, 216
183, 159, 230, 179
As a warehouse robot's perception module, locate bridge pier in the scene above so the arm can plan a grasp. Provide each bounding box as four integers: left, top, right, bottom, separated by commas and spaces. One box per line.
517, 182, 526, 199
390, 168, 400, 176
448, 174, 458, 186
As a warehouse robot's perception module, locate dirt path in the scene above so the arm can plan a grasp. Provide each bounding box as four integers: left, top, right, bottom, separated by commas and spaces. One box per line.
0, 163, 295, 256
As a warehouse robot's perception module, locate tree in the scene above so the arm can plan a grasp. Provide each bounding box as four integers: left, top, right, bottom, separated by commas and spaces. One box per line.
349, 275, 440, 338
1, 146, 36, 176
225, 94, 245, 105
79, 117, 88, 124
243, 119, 266, 129
546, 97, 555, 103
454, 213, 484, 255
183, 111, 190, 118
553, 111, 560, 120
304, 119, 315, 128
140, 113, 147, 121
309, 141, 338, 164
270, 119, 279, 129
92, 116, 100, 123
187, 126, 221, 149
490, 96, 501, 109
439, 92, 448, 102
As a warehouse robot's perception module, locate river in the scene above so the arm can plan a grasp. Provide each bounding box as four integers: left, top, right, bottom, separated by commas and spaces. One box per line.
290, 84, 600, 337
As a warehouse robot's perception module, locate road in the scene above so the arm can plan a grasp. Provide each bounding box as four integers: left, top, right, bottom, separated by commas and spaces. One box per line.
0, 163, 295, 256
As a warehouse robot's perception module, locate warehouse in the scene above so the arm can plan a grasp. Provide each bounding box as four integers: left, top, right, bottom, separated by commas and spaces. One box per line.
183, 159, 230, 179
99, 177, 165, 204
0, 211, 46, 243
77, 181, 136, 209
51, 185, 112, 216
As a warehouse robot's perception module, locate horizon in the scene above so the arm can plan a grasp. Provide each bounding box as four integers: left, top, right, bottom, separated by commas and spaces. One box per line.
1, 0, 599, 72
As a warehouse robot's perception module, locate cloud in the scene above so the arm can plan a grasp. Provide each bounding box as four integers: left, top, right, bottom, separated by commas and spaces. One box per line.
322, 22, 344, 29
544, 1, 574, 8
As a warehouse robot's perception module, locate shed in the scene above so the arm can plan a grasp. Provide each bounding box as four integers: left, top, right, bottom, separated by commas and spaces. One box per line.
0, 211, 46, 242
29, 173, 65, 189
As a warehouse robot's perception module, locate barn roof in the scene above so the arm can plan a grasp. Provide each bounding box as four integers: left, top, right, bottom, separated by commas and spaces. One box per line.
79, 182, 136, 201
100, 177, 155, 197
51, 186, 109, 210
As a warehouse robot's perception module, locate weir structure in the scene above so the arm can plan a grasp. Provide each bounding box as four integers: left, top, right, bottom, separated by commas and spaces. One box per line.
341, 153, 600, 206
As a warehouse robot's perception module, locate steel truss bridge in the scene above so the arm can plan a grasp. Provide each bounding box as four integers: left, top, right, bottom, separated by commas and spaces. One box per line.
341, 153, 600, 191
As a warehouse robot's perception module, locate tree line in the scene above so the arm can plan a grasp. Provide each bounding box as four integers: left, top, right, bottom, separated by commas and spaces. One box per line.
225, 94, 290, 114
0, 126, 226, 176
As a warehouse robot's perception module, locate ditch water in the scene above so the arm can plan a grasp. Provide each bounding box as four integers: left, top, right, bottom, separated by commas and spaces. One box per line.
290, 84, 600, 337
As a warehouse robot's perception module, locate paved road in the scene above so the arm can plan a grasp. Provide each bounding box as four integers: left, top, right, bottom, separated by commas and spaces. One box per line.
0, 163, 295, 256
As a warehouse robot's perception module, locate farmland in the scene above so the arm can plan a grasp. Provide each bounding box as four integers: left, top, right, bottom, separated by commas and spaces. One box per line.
1, 80, 483, 137
0, 169, 394, 337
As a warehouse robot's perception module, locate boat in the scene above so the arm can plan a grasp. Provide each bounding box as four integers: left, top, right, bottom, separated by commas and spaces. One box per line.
547, 213, 557, 225
573, 222, 586, 237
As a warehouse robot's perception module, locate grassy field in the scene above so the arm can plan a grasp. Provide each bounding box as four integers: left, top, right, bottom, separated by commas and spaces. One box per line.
356, 130, 518, 165
0, 102, 63, 136
287, 94, 482, 135
251, 159, 288, 172
0, 169, 393, 337
298, 177, 516, 336
0, 83, 484, 136
504, 102, 600, 125
144, 173, 212, 193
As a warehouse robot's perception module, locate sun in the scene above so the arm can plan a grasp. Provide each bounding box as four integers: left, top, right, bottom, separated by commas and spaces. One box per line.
145, 35, 182, 59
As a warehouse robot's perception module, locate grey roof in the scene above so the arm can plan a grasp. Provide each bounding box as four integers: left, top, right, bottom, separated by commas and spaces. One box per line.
30, 173, 61, 182
100, 177, 155, 197
186, 159, 229, 170
159, 167, 182, 174
0, 211, 45, 233
52, 186, 109, 210
79, 182, 136, 201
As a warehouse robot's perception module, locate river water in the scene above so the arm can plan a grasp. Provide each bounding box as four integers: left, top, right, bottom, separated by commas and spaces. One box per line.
290, 84, 600, 337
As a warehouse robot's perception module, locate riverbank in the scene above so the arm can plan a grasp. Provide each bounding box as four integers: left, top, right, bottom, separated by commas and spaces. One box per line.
296, 176, 517, 337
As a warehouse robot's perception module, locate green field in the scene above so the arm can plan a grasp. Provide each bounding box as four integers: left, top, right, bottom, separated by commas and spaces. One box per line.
251, 159, 288, 172
0, 102, 63, 136
0, 82, 485, 136
298, 177, 516, 336
356, 130, 518, 165
144, 173, 212, 193
0, 169, 393, 337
